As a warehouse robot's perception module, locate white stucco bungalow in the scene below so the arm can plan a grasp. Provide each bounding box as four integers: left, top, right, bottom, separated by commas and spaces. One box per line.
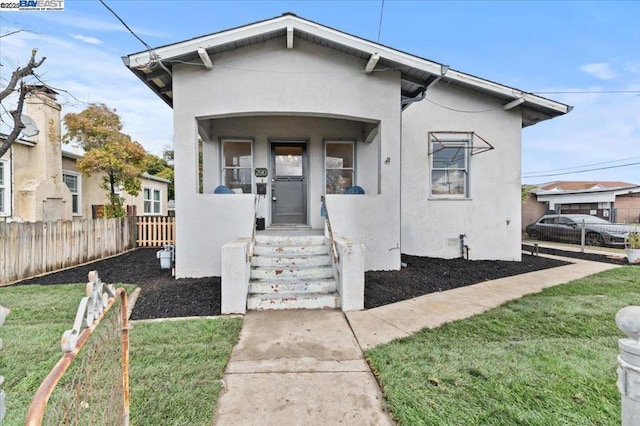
123, 13, 570, 312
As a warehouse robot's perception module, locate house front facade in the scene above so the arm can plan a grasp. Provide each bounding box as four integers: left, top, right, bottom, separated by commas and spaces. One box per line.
124, 14, 570, 311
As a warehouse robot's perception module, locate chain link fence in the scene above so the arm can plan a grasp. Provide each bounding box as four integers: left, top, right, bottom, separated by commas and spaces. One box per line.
26, 272, 129, 426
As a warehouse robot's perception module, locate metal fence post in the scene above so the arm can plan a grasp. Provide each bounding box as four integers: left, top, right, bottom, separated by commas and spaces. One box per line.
580, 219, 586, 252
0, 305, 9, 423
616, 306, 640, 425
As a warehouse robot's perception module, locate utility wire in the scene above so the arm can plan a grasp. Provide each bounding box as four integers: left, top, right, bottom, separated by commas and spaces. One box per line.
523, 156, 640, 175
522, 161, 640, 178
99, 0, 154, 52
377, 0, 385, 42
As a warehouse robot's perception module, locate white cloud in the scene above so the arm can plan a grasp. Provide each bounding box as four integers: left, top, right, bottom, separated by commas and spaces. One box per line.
34, 12, 167, 38
0, 29, 172, 156
70, 34, 103, 45
579, 62, 616, 80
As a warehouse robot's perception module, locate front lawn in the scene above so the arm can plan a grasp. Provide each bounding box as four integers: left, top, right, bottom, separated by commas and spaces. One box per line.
366, 267, 638, 425
0, 283, 241, 425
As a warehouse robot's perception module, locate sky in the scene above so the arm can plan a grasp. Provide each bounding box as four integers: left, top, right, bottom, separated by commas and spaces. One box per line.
1, 0, 639, 185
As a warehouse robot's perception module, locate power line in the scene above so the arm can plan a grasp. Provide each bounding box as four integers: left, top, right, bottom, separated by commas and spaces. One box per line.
99, 0, 154, 52
532, 90, 640, 94
377, 0, 385, 42
522, 161, 640, 179
523, 156, 640, 175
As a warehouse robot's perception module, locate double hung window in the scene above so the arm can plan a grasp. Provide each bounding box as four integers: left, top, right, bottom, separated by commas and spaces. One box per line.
430, 134, 470, 198
222, 140, 253, 193
325, 141, 355, 194
62, 172, 81, 215
144, 188, 161, 214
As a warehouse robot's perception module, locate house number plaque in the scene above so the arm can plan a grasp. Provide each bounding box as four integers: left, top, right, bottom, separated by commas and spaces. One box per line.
255, 168, 268, 178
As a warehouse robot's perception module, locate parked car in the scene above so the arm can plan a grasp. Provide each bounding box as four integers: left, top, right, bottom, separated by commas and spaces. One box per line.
525, 214, 629, 247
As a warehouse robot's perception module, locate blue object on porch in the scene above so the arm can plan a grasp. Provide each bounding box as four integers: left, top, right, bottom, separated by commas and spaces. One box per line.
214, 185, 234, 194
345, 186, 365, 194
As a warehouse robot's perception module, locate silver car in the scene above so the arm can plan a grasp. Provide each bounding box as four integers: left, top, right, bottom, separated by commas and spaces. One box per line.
526, 214, 629, 247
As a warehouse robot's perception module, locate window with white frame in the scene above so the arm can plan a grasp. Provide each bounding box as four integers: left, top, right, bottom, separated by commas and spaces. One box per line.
325, 141, 355, 194
143, 188, 161, 214
430, 133, 471, 198
62, 172, 81, 215
0, 160, 9, 215
221, 140, 253, 193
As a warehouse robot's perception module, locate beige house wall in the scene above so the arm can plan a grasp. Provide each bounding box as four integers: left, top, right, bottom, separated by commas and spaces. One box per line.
10, 92, 73, 222
62, 156, 169, 218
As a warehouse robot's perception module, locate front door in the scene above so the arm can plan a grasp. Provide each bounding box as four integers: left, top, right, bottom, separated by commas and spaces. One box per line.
271, 142, 307, 225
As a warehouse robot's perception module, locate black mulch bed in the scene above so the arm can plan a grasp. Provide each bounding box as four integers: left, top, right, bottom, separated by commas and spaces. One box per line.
522, 243, 629, 265
15, 248, 570, 319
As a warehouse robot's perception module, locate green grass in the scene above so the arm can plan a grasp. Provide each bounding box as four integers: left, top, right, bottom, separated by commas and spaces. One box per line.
129, 317, 242, 425
366, 267, 639, 425
0, 283, 242, 425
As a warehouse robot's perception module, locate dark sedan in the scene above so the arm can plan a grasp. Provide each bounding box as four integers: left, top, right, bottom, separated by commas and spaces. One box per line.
525, 214, 629, 247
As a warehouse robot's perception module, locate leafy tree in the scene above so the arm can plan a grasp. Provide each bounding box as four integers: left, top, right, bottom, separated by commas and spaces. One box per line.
521, 184, 538, 201
64, 104, 146, 217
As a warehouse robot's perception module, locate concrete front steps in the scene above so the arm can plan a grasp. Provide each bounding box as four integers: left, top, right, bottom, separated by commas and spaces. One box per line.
248, 234, 339, 310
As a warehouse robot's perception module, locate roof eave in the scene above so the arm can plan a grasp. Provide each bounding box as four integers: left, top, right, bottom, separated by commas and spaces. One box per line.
123, 13, 571, 124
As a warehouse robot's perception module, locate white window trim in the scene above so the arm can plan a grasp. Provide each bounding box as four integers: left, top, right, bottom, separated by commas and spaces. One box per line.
429, 134, 471, 199
62, 170, 82, 216
143, 187, 162, 215
220, 139, 254, 194
0, 159, 11, 216
324, 140, 356, 195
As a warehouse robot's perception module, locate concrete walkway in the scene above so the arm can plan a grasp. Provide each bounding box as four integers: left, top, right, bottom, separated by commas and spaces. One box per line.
213, 310, 394, 425
213, 255, 620, 424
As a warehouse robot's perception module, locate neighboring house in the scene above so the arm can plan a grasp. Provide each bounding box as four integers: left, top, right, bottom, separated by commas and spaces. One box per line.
0, 86, 169, 222
523, 181, 640, 228
123, 14, 570, 284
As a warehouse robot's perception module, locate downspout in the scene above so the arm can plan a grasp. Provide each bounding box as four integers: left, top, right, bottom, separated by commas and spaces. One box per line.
401, 88, 426, 110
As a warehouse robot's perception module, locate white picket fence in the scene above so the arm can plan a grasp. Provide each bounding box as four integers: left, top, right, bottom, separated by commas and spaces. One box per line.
0, 217, 136, 286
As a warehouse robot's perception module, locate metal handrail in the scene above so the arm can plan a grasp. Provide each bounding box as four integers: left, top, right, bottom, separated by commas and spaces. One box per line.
321, 196, 339, 264
247, 195, 259, 263
26, 273, 130, 426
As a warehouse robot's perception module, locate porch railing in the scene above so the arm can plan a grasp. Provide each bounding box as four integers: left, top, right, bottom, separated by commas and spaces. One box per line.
321, 196, 339, 264
247, 195, 259, 263
25, 271, 130, 426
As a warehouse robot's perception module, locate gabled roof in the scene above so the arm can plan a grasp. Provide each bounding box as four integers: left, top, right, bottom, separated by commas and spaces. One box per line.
123, 13, 571, 128
537, 180, 638, 192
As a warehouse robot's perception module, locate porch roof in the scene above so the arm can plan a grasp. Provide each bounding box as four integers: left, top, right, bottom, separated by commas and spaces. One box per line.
123, 13, 571, 128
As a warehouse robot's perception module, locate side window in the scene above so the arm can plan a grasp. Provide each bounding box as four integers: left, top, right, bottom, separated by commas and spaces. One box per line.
62, 172, 81, 215
153, 189, 161, 214
430, 134, 470, 198
559, 217, 575, 226
221, 140, 253, 193
0, 160, 8, 215
143, 188, 152, 214
325, 141, 355, 194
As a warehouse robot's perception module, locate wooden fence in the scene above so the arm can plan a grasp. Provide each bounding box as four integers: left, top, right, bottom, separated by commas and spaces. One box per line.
136, 216, 175, 247
0, 217, 136, 286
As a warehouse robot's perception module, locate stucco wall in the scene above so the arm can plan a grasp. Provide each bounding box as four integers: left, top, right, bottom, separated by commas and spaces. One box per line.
11, 93, 72, 222
62, 157, 169, 218
401, 84, 523, 261
172, 37, 401, 276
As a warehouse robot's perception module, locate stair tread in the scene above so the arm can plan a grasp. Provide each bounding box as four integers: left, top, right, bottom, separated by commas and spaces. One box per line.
248, 291, 339, 300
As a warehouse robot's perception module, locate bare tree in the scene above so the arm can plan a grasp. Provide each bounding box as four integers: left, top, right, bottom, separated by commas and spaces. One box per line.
0, 48, 46, 157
